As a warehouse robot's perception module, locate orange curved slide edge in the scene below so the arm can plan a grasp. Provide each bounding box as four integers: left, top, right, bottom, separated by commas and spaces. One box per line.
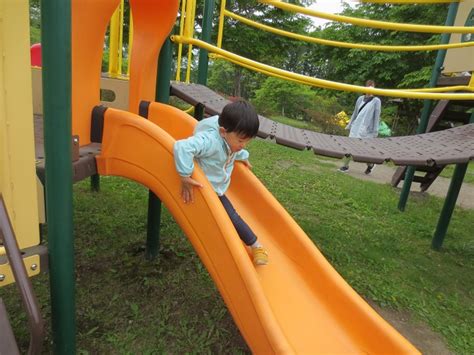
96, 104, 419, 354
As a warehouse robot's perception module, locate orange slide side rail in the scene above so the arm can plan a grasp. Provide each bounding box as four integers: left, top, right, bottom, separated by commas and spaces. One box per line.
95, 104, 419, 354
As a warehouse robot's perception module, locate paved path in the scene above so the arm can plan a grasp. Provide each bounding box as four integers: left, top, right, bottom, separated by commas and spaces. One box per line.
326, 160, 474, 209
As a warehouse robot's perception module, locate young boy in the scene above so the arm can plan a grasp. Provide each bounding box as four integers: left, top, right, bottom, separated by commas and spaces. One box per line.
173, 100, 269, 266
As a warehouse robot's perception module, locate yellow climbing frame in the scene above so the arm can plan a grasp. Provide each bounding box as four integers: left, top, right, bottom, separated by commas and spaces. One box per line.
173, 35, 474, 100
261, 0, 473, 33
223, 10, 474, 52
0, 0, 41, 281
108, 0, 133, 78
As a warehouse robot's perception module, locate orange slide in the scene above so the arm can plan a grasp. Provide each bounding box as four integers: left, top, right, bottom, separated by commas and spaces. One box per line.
96, 103, 419, 354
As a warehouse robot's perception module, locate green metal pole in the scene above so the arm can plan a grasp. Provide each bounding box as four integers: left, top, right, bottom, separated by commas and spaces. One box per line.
146, 190, 162, 260
432, 112, 474, 250
397, 167, 416, 211
431, 163, 468, 250
90, 173, 100, 192
194, 104, 205, 121
398, 2, 459, 211
197, 0, 215, 86
194, 0, 215, 121
157, 38, 172, 103
41, 0, 76, 353
145, 37, 172, 260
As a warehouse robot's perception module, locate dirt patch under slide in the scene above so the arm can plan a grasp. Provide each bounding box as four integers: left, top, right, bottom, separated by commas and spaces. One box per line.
369, 301, 453, 354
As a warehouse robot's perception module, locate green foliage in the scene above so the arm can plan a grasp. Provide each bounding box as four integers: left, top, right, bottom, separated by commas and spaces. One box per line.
30, 26, 41, 45
302, 3, 448, 130
102, 50, 110, 73
252, 77, 314, 119
270, 115, 322, 132
29, 0, 41, 44
439, 163, 474, 184
212, 0, 313, 98
207, 59, 264, 98
208, 60, 236, 96
399, 66, 433, 89
252, 77, 348, 133
306, 3, 447, 85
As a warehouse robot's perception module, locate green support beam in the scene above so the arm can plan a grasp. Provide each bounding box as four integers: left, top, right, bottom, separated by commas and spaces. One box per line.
194, 0, 215, 121
146, 190, 162, 260
194, 103, 205, 121
432, 112, 474, 250
197, 0, 215, 86
40, 0, 76, 353
145, 37, 173, 260
398, 2, 459, 211
90, 173, 100, 192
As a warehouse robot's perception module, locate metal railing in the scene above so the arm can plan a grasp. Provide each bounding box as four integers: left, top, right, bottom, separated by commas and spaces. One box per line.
0, 195, 45, 355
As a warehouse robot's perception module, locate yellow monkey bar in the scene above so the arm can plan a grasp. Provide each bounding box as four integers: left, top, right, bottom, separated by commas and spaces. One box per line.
361, 1, 460, 3
260, 0, 474, 34
214, 54, 474, 96
210, 52, 473, 93
173, 35, 474, 100
224, 10, 474, 52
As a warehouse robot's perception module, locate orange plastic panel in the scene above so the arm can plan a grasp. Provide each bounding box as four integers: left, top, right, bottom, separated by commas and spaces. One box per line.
146, 101, 196, 139
96, 104, 419, 354
127, 0, 179, 113
71, 0, 120, 146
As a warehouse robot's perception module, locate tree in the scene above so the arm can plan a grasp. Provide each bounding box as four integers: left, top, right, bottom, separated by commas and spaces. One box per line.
30, 0, 41, 44
209, 0, 314, 98
299, 3, 448, 133
253, 77, 315, 119
308, 3, 446, 88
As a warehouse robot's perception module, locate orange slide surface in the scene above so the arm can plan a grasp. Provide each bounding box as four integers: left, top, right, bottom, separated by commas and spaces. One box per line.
96, 103, 419, 354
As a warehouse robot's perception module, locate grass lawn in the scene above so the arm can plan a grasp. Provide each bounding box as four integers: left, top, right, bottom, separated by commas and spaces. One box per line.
440, 163, 474, 185
269, 115, 322, 132
2, 139, 473, 354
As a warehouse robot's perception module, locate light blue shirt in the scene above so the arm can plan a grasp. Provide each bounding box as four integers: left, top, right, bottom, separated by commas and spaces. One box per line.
174, 116, 249, 196
347, 95, 381, 138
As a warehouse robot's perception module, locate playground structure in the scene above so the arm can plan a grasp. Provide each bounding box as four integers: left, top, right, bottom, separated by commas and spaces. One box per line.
1, 0, 473, 353
0, 2, 46, 353
392, 0, 474, 191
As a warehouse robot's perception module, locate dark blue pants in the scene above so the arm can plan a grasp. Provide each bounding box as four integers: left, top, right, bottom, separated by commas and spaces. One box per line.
218, 195, 257, 246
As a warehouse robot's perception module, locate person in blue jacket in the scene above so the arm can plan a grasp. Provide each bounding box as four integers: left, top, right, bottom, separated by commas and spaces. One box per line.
339, 80, 381, 174
174, 100, 268, 266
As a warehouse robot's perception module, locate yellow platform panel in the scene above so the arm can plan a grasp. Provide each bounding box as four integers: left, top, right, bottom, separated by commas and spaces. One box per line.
0, 255, 41, 287
444, 0, 474, 73
0, 1, 40, 251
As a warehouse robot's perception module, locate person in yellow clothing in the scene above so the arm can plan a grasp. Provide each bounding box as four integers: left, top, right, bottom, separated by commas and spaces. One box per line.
174, 101, 269, 266
338, 80, 381, 175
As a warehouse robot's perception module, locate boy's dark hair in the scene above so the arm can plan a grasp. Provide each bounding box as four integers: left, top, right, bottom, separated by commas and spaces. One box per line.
218, 100, 259, 138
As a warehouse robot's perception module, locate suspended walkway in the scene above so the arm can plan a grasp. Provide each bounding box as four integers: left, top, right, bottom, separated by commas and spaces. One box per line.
171, 81, 474, 167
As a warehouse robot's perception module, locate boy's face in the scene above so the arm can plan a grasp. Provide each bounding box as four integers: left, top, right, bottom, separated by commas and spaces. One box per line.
219, 128, 252, 153
365, 83, 375, 97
